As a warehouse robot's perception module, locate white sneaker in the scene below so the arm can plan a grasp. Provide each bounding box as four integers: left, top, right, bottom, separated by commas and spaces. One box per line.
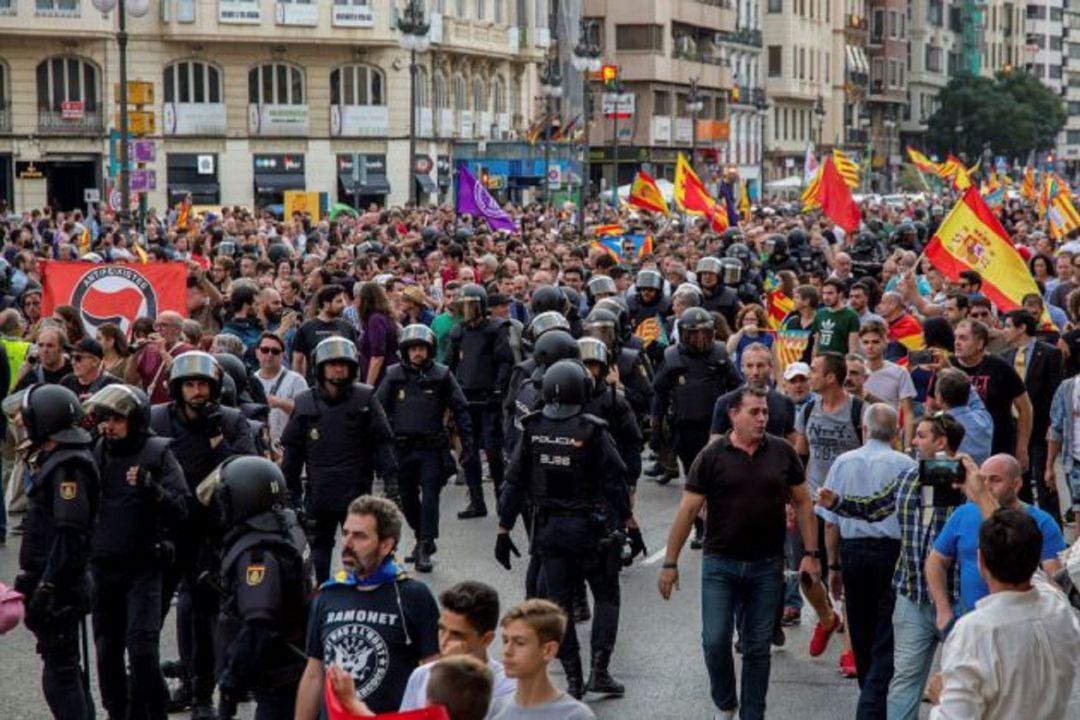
713, 709, 737, 720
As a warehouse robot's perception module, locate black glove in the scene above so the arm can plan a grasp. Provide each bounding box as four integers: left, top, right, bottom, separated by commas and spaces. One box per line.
494, 533, 520, 571
204, 409, 224, 439
627, 526, 647, 561
27, 582, 54, 620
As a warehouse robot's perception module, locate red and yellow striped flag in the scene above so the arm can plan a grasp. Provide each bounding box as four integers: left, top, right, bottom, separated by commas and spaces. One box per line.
832, 149, 860, 189
767, 290, 794, 330
775, 329, 812, 370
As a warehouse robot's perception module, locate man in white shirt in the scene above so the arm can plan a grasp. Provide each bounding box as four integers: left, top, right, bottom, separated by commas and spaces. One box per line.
858, 321, 917, 447
400, 581, 515, 717
250, 332, 307, 445
928, 507, 1080, 720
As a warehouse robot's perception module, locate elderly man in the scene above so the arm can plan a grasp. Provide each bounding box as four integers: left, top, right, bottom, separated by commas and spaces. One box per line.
877, 291, 924, 362
59, 337, 120, 400
124, 311, 193, 404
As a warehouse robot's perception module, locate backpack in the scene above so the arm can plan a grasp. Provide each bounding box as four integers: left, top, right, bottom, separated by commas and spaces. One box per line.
800, 395, 865, 445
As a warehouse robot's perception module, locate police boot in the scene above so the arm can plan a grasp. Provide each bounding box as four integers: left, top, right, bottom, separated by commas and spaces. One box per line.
457, 487, 488, 519
190, 703, 218, 720
563, 658, 585, 700
585, 651, 625, 697
414, 538, 434, 573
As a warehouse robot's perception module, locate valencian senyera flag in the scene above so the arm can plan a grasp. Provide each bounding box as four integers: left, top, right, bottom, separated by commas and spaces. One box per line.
590, 234, 654, 262
906, 147, 940, 175
925, 187, 1052, 325
767, 290, 794, 330
628, 170, 670, 214
775, 329, 812, 370
456, 165, 519, 233
832, 149, 861, 189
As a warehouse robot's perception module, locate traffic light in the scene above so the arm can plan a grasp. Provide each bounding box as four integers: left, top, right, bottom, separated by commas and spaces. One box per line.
601, 64, 618, 91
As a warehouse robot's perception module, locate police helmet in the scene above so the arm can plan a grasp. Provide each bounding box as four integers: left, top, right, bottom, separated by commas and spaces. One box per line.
594, 298, 631, 344
561, 287, 582, 319
84, 384, 151, 436
21, 384, 91, 446
455, 283, 488, 323
215, 455, 288, 528
720, 227, 744, 246
635, 269, 664, 292
168, 351, 223, 403
696, 257, 725, 276
679, 307, 716, 355
399, 324, 436, 357
583, 307, 619, 350
577, 337, 609, 371
726, 243, 753, 268
768, 235, 788, 257
530, 285, 567, 316
313, 337, 359, 382
532, 330, 580, 370
787, 228, 808, 249
586, 275, 617, 302
214, 353, 253, 402
529, 311, 571, 341
541, 360, 591, 420
215, 240, 237, 258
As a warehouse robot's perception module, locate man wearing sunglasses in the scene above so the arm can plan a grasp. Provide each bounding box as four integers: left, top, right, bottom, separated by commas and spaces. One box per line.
252, 332, 306, 446
59, 337, 120, 401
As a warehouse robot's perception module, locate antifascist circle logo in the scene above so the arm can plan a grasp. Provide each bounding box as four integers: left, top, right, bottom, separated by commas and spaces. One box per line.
70, 265, 158, 337
474, 181, 508, 222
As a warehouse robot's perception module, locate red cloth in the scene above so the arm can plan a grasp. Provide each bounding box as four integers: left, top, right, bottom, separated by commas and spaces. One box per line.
819, 158, 862, 233
136, 342, 194, 404
323, 674, 450, 720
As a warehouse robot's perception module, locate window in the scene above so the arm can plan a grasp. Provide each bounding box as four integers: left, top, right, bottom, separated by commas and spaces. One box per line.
1051, 35, 1063, 51
798, 47, 805, 79
926, 46, 943, 73
492, 76, 506, 114
1071, 43, 1080, 59
434, 74, 448, 109
1027, 4, 1046, 19
164, 61, 223, 104
249, 63, 304, 105
36, 0, 79, 14
1049, 64, 1062, 79
1051, 7, 1063, 21
615, 24, 664, 51
36, 56, 99, 111
782, 107, 788, 140
493, 0, 503, 23
654, 91, 670, 115
871, 9, 884, 42
767, 0, 782, 12
768, 45, 782, 77
456, 0, 466, 16
773, 106, 779, 140
928, 0, 943, 25
452, 76, 466, 112
471, 78, 487, 111
1068, 130, 1080, 145
329, 64, 383, 106
415, 66, 429, 108
474, 0, 484, 20
825, 51, 829, 83
889, 10, 899, 38
1029, 34, 1046, 50
810, 49, 815, 81
1068, 101, 1080, 115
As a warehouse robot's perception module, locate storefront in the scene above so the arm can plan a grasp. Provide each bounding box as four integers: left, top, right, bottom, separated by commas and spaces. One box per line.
166, 153, 220, 206
337, 154, 390, 209
26, 156, 101, 212
253, 154, 306, 209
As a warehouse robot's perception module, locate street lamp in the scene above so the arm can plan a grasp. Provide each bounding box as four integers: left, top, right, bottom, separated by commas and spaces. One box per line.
883, 108, 896, 192
814, 95, 826, 148
755, 92, 769, 202
571, 20, 602, 234
687, 78, 705, 175
92, 0, 150, 237
397, 0, 430, 208
538, 55, 563, 206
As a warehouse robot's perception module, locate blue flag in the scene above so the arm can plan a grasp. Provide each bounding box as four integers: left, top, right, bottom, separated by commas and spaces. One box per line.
456, 165, 519, 233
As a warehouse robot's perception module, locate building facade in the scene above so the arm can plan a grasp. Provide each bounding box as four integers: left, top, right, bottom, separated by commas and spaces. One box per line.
1, 0, 546, 213
1064, 0, 1080, 165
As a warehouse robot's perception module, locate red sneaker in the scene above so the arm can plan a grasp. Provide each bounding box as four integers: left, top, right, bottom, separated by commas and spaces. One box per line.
809, 611, 843, 657
839, 649, 857, 678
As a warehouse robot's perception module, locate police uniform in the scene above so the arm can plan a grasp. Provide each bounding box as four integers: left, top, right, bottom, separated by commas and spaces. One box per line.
13, 385, 101, 720
700, 286, 739, 328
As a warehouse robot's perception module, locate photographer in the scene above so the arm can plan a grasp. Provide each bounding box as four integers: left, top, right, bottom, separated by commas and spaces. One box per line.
123, 311, 193, 404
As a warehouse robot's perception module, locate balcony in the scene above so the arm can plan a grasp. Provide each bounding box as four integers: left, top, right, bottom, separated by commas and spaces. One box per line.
621, 52, 732, 89
672, 47, 731, 68
715, 28, 762, 47
845, 127, 869, 145
37, 108, 104, 136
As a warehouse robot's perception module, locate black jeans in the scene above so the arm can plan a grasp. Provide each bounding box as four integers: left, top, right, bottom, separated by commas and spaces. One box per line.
840, 537, 901, 720
92, 561, 168, 719
254, 681, 299, 720
161, 541, 219, 706
398, 447, 445, 540
463, 404, 504, 500
674, 421, 711, 476
1023, 442, 1062, 525
307, 508, 348, 585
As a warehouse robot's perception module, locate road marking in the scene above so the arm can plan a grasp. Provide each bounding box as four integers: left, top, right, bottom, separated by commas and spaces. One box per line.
642, 549, 667, 566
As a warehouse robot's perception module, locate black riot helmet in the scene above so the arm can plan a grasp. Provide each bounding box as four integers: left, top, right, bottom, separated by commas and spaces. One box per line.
577, 337, 609, 373
399, 323, 436, 365
583, 307, 619, 352
529, 311, 571, 341
313, 336, 359, 386
678, 307, 716, 355
586, 275, 617, 304
594, 298, 631, 345
214, 353, 253, 403
541, 359, 591, 420
696, 257, 725, 278
168, 351, 223, 404
21, 384, 91, 446
635, 269, 664, 292
456, 283, 488, 323
530, 285, 567, 316
219, 373, 238, 407
726, 243, 753, 269
532, 329, 580, 370
787, 228, 809, 250
561, 287, 582, 321
214, 455, 288, 528
84, 384, 151, 437
720, 227, 744, 247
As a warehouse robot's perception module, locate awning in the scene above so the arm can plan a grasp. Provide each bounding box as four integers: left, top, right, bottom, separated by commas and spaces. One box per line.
254, 172, 305, 194
416, 173, 438, 194
846, 45, 869, 75
339, 172, 390, 195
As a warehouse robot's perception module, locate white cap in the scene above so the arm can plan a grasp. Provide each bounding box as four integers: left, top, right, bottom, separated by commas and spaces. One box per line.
783, 362, 811, 380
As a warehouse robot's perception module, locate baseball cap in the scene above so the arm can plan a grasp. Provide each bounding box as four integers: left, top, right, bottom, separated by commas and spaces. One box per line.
73, 337, 104, 359
783, 362, 811, 380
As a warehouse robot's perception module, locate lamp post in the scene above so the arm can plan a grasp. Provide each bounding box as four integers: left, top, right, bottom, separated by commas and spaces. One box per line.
397, 0, 430, 208
571, 19, 602, 234
538, 55, 563, 206
883, 108, 896, 192
687, 77, 704, 176
93, 0, 150, 237
814, 94, 826, 149
610, 74, 624, 207
755, 92, 769, 203
859, 105, 872, 192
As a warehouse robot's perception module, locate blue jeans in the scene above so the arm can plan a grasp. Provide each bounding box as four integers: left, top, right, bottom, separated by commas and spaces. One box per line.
701, 554, 784, 720
886, 594, 939, 720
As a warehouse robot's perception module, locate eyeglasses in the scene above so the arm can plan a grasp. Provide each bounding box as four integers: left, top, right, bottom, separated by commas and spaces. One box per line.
258, 346, 282, 355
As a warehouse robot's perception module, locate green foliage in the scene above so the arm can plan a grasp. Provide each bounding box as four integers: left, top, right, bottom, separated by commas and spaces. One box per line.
925, 71, 1066, 161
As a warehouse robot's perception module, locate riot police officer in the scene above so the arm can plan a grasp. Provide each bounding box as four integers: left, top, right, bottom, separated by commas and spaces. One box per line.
497, 360, 631, 699
726, 242, 764, 304
582, 307, 654, 425
13, 384, 100, 720
210, 456, 314, 720
504, 328, 581, 455
86, 384, 189, 720
281, 336, 398, 583
586, 274, 617, 308
447, 283, 515, 519
626, 269, 671, 370
375, 324, 472, 573
529, 284, 568, 317
150, 351, 256, 719
695, 257, 739, 328
507, 310, 572, 414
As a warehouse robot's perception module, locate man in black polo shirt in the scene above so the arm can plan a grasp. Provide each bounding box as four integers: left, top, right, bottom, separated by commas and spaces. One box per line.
710, 342, 796, 444
658, 386, 820, 720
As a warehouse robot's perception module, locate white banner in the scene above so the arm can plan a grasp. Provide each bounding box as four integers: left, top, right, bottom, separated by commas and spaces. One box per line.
163, 103, 227, 136
651, 116, 672, 144
275, 2, 318, 26
248, 104, 310, 136
219, 0, 260, 24
330, 105, 389, 137
602, 92, 635, 118
675, 118, 693, 144
333, 2, 374, 27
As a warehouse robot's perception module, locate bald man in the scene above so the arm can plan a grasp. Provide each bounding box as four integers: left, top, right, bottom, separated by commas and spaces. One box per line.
925, 454, 1066, 634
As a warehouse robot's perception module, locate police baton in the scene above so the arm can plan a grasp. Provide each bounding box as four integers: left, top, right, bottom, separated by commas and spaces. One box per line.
196, 571, 308, 662
80, 615, 96, 720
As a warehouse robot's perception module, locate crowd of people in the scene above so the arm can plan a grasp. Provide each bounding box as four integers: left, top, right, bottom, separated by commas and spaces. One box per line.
0, 189, 1079, 720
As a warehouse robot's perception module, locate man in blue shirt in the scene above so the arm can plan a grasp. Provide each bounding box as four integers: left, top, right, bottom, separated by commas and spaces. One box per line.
925, 454, 1065, 632
932, 368, 992, 466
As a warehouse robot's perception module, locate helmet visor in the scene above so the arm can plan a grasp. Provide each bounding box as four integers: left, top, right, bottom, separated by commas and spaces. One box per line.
584, 322, 617, 348
456, 297, 482, 323
84, 385, 142, 420
683, 326, 715, 353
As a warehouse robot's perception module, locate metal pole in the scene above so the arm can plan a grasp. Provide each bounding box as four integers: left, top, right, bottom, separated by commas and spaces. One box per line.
409, 46, 417, 207
611, 104, 619, 207
691, 107, 698, 178
117, 0, 130, 238
543, 94, 552, 205
579, 80, 589, 236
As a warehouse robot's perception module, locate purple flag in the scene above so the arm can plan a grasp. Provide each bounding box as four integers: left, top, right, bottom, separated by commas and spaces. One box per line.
456, 165, 519, 233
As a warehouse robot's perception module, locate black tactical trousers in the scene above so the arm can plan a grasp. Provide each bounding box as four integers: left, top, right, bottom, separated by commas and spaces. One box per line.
398, 446, 446, 540
161, 541, 219, 706
92, 561, 168, 720
308, 508, 349, 585
675, 421, 711, 476
463, 404, 505, 501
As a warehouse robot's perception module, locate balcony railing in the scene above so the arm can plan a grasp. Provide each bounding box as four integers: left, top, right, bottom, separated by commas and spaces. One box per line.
38, 108, 104, 136
716, 28, 762, 47
672, 48, 732, 66
694, 0, 733, 7
845, 127, 869, 145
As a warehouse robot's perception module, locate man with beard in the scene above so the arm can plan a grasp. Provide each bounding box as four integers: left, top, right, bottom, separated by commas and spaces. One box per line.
291, 284, 358, 383
294, 495, 440, 718
150, 352, 255, 719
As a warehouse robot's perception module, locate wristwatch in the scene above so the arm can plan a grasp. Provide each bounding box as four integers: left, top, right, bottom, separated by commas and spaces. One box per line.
662, 562, 678, 570
803, 549, 822, 559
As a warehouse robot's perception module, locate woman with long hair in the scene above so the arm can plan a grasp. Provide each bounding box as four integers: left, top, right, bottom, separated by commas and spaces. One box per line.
51, 304, 85, 344
95, 322, 130, 378
356, 280, 399, 387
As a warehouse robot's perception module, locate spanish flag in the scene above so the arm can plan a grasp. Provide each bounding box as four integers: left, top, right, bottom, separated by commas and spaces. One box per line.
906, 147, 940, 175
832, 149, 861, 189
628, 170, 670, 214
939, 154, 973, 191
924, 187, 1052, 325
674, 153, 727, 232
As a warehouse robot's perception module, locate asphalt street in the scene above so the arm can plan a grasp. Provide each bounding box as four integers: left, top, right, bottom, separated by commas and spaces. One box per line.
2, 469, 1077, 719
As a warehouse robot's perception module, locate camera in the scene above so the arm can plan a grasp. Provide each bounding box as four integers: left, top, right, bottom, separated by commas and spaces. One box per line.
908, 349, 934, 366
919, 457, 965, 507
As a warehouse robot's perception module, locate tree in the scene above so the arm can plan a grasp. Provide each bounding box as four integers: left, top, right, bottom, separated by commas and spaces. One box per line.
925, 71, 1066, 163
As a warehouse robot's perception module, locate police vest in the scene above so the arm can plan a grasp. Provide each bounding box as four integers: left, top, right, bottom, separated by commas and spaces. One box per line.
382, 363, 451, 438
150, 403, 250, 492
523, 413, 606, 513
19, 445, 99, 579
615, 346, 643, 382
702, 286, 739, 326
453, 318, 508, 394
663, 343, 735, 423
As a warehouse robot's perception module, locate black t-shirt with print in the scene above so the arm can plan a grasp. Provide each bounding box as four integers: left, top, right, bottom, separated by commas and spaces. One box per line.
305, 578, 439, 715
949, 353, 1025, 455
292, 318, 357, 381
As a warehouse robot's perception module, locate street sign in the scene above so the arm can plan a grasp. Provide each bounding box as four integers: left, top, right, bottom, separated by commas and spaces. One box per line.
132, 140, 156, 163
129, 169, 157, 192
83, 188, 100, 204
197, 155, 215, 174
547, 166, 561, 189
602, 92, 635, 119
116, 111, 156, 136
114, 81, 155, 106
